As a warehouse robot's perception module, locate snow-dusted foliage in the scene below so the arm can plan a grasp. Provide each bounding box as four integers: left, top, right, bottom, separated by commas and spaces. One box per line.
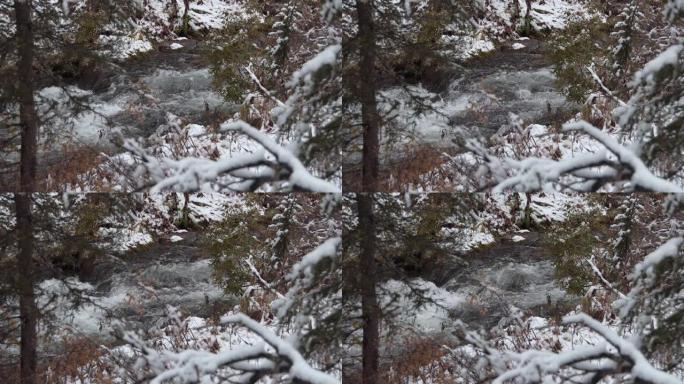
467, 2, 684, 193
124, 120, 340, 192
120, 236, 342, 383
610, 0, 642, 81
451, 225, 684, 383
473, 120, 684, 193
124, 2, 341, 192
482, 312, 682, 384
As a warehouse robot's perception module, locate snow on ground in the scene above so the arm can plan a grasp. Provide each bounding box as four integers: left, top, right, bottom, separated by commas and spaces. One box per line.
89, 193, 240, 252
440, 193, 596, 253
489, 192, 598, 224
101, 227, 154, 252
90, 0, 250, 60
37, 86, 124, 143
443, 0, 593, 61
512, 42, 525, 50
488, 0, 591, 31
444, 225, 496, 252
185, 0, 248, 31
483, 312, 606, 357
169, 42, 183, 50
443, 31, 496, 61
98, 35, 154, 60
153, 192, 238, 226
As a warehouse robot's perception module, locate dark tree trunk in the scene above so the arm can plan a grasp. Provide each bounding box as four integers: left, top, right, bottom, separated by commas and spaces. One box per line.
78, 250, 96, 281
358, 193, 380, 384
15, 0, 39, 192
15, 194, 37, 384
14, 3, 39, 381
357, 1, 380, 192
181, 0, 190, 36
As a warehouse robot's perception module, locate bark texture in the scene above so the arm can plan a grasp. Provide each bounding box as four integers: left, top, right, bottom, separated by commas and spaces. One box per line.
358, 193, 380, 384
15, 194, 37, 384
15, 0, 39, 192
357, 1, 380, 192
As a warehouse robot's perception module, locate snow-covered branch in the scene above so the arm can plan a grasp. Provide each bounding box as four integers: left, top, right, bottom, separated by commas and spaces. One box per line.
124, 119, 340, 193
272, 237, 341, 319
122, 238, 343, 384
586, 257, 626, 299
586, 65, 626, 106
482, 120, 684, 193
124, 313, 339, 384
219, 314, 339, 384
614, 237, 684, 317
484, 310, 683, 384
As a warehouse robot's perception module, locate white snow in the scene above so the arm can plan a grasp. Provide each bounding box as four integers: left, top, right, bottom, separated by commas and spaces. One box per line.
98, 35, 153, 60
289, 44, 341, 87
632, 44, 683, 85
632, 237, 683, 280
186, 124, 206, 137
512, 43, 526, 50
99, 227, 153, 251
169, 42, 183, 50
512, 235, 525, 242
170, 235, 183, 242
382, 279, 465, 333
37, 86, 123, 143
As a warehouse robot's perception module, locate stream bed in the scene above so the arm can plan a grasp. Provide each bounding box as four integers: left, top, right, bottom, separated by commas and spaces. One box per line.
41, 230, 235, 342
37, 39, 238, 163
344, 38, 577, 179
395, 230, 577, 333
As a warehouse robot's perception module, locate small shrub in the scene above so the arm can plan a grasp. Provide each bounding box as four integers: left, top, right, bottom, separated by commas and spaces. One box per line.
42, 337, 113, 384
546, 16, 609, 104
382, 336, 452, 384
542, 210, 606, 295
206, 16, 270, 103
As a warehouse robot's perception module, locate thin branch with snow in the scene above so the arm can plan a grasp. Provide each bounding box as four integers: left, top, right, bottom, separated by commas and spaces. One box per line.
122, 238, 343, 384
124, 119, 340, 193
480, 120, 684, 193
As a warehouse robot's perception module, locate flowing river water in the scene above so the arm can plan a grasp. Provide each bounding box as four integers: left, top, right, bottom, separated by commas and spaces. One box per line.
442, 230, 575, 329
389, 230, 577, 335
343, 38, 578, 185
40, 230, 235, 343
35, 39, 239, 168
38, 226, 575, 348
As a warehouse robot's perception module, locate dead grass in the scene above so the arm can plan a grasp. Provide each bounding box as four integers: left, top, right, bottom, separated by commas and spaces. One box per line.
342, 336, 454, 384
42, 337, 114, 384
0, 337, 115, 384
382, 336, 453, 384
343, 144, 453, 192
41, 144, 111, 191
0, 143, 114, 192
